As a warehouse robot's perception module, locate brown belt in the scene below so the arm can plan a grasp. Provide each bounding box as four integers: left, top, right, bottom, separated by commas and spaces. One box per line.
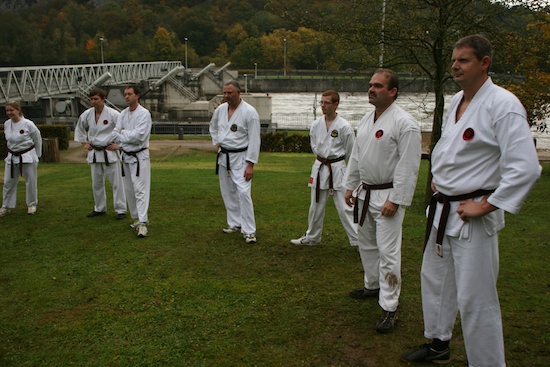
353, 182, 394, 226
91, 144, 109, 166
315, 155, 345, 202
7, 145, 35, 178
424, 189, 495, 257
122, 148, 147, 177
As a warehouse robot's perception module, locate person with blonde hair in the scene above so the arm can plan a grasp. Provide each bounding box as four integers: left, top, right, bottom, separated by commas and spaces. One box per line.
1, 101, 42, 216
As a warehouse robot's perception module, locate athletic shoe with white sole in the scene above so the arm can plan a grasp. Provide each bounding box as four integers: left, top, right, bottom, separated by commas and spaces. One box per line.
137, 223, 148, 238
27, 205, 36, 215
290, 236, 317, 246
0, 207, 11, 217
223, 226, 241, 233
130, 220, 140, 229
244, 233, 257, 244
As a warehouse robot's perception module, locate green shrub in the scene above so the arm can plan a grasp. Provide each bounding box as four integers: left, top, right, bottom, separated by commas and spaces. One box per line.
36, 124, 70, 150
261, 131, 312, 153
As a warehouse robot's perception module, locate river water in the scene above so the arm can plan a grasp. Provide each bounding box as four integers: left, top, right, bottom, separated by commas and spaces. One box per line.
268, 92, 549, 149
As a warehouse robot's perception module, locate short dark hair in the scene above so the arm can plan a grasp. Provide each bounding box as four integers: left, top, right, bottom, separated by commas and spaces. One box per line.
454, 34, 493, 68
322, 89, 340, 104
224, 80, 241, 91
124, 85, 141, 96
374, 68, 399, 99
89, 87, 106, 99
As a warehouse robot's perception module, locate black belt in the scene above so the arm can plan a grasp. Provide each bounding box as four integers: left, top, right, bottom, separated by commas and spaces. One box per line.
353, 182, 394, 226
121, 147, 147, 177
91, 144, 109, 166
315, 155, 345, 202
216, 146, 248, 175
424, 189, 495, 257
8, 145, 35, 178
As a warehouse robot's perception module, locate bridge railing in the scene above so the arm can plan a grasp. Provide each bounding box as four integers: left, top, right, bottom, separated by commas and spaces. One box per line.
0, 61, 183, 104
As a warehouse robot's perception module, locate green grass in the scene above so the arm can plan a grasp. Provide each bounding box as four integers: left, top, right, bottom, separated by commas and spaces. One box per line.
0, 150, 548, 367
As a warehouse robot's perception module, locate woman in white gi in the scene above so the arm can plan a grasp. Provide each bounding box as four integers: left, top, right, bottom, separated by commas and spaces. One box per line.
344, 69, 422, 333
401, 35, 541, 366
209, 81, 261, 244
74, 88, 126, 219
290, 89, 357, 247
1, 101, 42, 216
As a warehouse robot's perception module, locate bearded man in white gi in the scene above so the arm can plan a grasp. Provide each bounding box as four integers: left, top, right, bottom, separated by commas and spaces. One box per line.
74, 88, 126, 219
344, 68, 422, 333
209, 80, 261, 244
290, 89, 357, 247
108, 86, 152, 238
401, 35, 541, 366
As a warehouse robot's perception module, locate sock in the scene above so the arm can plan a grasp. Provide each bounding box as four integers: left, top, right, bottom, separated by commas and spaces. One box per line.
431, 338, 450, 351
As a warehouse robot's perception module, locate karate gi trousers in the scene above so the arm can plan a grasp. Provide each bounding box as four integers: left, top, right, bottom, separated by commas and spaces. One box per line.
90, 162, 126, 214
422, 223, 505, 367
218, 164, 256, 235
3, 162, 38, 208
357, 198, 405, 312
122, 159, 150, 223
305, 188, 357, 246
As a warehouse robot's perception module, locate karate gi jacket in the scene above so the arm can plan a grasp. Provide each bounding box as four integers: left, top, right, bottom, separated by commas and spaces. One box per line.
3, 117, 42, 163
308, 115, 355, 190
209, 100, 261, 171
345, 102, 422, 208
74, 106, 121, 164
112, 105, 152, 163
431, 78, 541, 237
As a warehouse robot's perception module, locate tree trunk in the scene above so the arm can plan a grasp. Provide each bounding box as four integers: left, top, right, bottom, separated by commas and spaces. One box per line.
41, 138, 59, 163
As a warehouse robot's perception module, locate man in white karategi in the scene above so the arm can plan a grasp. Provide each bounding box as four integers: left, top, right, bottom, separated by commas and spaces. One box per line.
74, 88, 126, 219
108, 86, 152, 238
290, 89, 357, 247
344, 68, 422, 333
401, 35, 541, 365
209, 80, 261, 244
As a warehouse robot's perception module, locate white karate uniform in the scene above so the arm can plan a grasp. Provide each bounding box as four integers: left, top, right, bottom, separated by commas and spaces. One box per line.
303, 114, 357, 245
112, 104, 152, 224
2, 117, 42, 209
424, 78, 541, 367
345, 102, 421, 312
209, 100, 261, 235
74, 106, 126, 214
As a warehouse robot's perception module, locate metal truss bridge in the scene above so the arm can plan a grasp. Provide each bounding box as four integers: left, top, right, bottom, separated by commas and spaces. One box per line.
0, 61, 186, 105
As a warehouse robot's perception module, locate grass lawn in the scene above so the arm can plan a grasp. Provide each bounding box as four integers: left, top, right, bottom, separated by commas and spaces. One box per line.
0, 147, 548, 367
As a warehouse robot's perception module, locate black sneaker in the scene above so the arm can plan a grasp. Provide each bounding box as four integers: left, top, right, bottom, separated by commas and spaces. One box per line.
87, 210, 106, 217
375, 309, 397, 333
116, 213, 126, 220
349, 287, 380, 299
400, 343, 450, 363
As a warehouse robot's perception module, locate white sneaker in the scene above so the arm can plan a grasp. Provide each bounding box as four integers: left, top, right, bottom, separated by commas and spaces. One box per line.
0, 207, 10, 217
223, 226, 241, 234
290, 236, 317, 246
27, 205, 37, 215
137, 223, 148, 238
130, 220, 140, 229
244, 233, 257, 244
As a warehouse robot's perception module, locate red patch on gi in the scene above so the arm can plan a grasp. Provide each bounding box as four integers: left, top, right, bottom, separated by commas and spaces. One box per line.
309, 176, 314, 184
463, 128, 475, 141
375, 130, 384, 139
19, 130, 24, 134
103, 120, 109, 125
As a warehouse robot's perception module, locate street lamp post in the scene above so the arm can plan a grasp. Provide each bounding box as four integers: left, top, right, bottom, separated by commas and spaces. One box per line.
244, 74, 248, 94
100, 37, 104, 64
254, 63, 257, 79
283, 38, 287, 77
184, 38, 188, 72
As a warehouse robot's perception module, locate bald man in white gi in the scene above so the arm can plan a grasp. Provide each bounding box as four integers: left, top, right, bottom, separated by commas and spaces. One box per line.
290, 89, 357, 247
109, 85, 152, 238
344, 68, 421, 333
209, 80, 261, 244
74, 87, 126, 219
402, 35, 541, 366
